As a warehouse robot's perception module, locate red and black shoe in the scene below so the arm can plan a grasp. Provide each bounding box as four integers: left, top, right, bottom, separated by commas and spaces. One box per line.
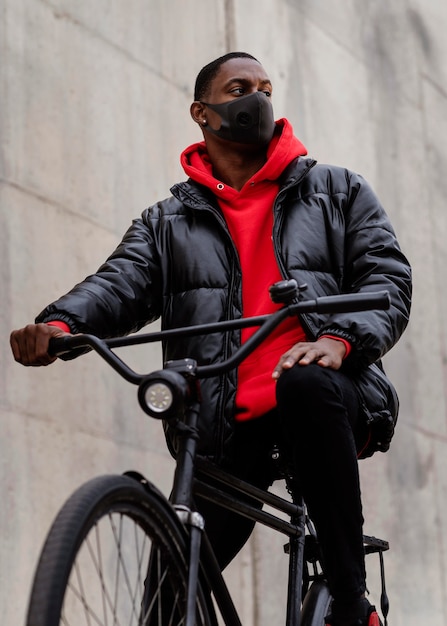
325, 597, 383, 626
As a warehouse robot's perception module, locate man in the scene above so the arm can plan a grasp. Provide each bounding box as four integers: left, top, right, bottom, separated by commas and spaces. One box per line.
11, 52, 411, 626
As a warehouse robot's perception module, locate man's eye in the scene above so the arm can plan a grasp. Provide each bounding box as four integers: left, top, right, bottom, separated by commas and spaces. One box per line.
262, 89, 272, 97
231, 87, 245, 95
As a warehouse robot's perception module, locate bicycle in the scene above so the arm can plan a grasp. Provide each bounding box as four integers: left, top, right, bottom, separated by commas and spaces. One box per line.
25, 280, 391, 626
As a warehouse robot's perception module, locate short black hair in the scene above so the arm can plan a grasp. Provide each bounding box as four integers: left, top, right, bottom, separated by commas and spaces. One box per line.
194, 52, 260, 101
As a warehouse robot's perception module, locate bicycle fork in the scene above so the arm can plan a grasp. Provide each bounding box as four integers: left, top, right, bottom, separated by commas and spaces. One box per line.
169, 399, 205, 626
174, 505, 206, 626
165, 354, 242, 626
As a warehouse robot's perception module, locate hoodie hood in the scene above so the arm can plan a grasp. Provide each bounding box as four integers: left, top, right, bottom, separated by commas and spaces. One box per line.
180, 118, 307, 197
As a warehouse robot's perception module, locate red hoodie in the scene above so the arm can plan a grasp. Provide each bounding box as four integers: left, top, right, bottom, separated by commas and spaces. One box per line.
181, 119, 309, 421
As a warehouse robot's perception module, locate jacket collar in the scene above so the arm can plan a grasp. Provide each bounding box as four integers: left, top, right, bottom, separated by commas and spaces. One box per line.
171, 156, 317, 210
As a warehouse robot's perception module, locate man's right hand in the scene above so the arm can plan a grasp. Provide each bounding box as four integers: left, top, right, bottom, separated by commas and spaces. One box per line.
10, 323, 70, 367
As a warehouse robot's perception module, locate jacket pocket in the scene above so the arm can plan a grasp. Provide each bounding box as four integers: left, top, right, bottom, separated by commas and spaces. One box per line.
352, 361, 399, 459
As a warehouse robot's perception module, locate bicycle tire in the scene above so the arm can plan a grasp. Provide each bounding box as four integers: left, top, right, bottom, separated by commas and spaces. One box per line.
26, 474, 215, 626
300, 579, 333, 626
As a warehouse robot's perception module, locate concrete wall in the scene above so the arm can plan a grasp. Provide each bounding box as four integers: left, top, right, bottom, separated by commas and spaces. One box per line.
1, 1, 446, 624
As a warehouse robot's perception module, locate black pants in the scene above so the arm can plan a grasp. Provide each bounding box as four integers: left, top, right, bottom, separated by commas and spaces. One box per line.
195, 363, 367, 603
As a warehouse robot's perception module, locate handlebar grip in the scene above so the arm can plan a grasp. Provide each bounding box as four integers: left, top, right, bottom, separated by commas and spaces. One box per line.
314, 291, 390, 313
48, 335, 80, 357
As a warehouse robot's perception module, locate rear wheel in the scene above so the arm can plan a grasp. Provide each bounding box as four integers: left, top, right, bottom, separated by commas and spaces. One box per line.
26, 474, 215, 626
300, 579, 333, 626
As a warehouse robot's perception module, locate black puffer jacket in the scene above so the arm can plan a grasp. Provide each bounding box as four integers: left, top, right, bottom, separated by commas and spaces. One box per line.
37, 157, 412, 461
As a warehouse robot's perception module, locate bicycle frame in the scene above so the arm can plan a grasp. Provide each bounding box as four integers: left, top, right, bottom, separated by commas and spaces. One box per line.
194, 459, 307, 626
48, 285, 391, 626
166, 391, 308, 626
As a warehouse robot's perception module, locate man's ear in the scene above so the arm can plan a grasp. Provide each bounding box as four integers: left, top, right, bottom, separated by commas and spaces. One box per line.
190, 101, 206, 126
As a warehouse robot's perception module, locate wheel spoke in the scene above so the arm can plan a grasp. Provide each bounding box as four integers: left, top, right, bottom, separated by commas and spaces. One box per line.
26, 476, 212, 626
62, 513, 187, 626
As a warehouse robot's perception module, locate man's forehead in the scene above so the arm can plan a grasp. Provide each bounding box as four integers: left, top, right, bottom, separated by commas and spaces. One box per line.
215, 57, 271, 83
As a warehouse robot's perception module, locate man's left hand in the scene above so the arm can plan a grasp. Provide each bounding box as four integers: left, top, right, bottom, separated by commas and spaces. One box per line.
272, 337, 346, 379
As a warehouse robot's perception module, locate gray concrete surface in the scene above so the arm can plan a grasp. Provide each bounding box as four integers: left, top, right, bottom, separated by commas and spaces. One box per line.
1, 1, 446, 624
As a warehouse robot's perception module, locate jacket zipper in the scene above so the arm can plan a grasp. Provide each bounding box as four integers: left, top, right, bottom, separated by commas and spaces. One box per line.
272, 161, 318, 340
178, 192, 241, 461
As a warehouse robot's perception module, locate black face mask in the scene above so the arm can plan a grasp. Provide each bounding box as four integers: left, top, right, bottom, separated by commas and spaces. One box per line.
201, 91, 275, 145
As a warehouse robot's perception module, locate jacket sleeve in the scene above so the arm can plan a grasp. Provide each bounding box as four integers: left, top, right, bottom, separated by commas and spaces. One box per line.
36, 213, 163, 337
316, 170, 412, 366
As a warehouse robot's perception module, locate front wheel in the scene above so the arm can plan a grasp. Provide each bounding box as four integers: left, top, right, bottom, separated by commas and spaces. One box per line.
26, 474, 215, 626
300, 579, 333, 626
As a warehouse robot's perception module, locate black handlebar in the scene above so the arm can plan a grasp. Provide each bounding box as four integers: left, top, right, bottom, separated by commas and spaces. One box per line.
48, 289, 390, 385
305, 291, 390, 313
